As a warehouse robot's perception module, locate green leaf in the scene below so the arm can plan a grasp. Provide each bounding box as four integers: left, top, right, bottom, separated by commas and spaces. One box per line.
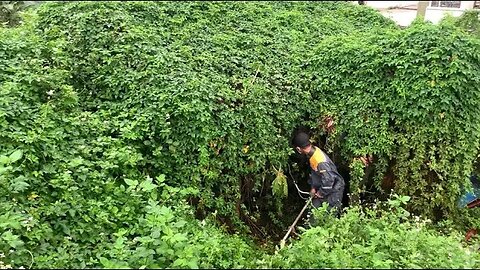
10, 176, 30, 193
9, 150, 23, 163
0, 165, 12, 175
171, 233, 187, 243
2, 231, 24, 248
272, 169, 288, 198
140, 178, 157, 192
0, 213, 22, 230
0, 155, 9, 165
156, 174, 166, 184
400, 195, 411, 204
124, 178, 138, 187
187, 260, 199, 269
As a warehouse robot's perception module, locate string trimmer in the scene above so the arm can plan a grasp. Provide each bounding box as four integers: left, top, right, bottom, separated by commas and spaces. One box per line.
278, 164, 313, 249
279, 195, 312, 249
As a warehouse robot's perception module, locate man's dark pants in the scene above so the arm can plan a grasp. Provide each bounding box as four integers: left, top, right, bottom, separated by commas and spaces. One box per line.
309, 185, 344, 225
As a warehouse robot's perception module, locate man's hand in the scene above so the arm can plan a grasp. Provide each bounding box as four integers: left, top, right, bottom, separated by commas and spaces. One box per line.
310, 188, 323, 199
323, 116, 335, 134
359, 154, 373, 167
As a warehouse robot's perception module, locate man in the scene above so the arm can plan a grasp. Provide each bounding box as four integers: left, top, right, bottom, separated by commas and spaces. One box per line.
293, 131, 345, 219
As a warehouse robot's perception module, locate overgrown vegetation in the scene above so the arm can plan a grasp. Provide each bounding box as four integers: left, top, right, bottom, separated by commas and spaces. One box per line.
454, 9, 480, 38
30, 0, 399, 235
303, 18, 480, 226
1, 1, 480, 268
0, 1, 35, 27
267, 195, 479, 269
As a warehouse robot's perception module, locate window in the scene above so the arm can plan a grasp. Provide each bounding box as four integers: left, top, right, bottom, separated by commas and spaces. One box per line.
430, 1, 461, 8
474, 1, 480, 8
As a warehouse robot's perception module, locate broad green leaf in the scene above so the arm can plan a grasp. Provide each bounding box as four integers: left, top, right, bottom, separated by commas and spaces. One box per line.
156, 174, 166, 184
140, 178, 157, 192
272, 169, 288, 198
10, 176, 30, 193
1, 231, 24, 248
0, 155, 9, 165
9, 150, 23, 163
124, 178, 138, 187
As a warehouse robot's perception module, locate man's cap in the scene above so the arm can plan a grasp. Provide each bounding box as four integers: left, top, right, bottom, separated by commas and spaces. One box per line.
293, 132, 310, 148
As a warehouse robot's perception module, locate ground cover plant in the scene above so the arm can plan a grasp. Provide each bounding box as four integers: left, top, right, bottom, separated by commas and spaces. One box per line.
1, 1, 480, 268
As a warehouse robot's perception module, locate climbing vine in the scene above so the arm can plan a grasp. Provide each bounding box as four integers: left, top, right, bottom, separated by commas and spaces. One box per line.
1, 1, 480, 268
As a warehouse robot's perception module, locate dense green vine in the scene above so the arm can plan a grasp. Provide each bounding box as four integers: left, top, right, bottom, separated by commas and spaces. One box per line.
303, 20, 480, 223
1, 1, 480, 268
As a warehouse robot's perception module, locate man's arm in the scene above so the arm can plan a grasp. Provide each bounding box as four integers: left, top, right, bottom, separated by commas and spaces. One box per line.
309, 172, 324, 198
316, 164, 336, 196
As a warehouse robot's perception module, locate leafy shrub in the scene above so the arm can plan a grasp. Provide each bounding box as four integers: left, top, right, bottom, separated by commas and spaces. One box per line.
1, 1, 480, 268
1, 148, 257, 268
0, 1, 34, 27
453, 9, 480, 38
0, 11, 258, 268
265, 196, 480, 269
30, 1, 397, 229
302, 19, 480, 221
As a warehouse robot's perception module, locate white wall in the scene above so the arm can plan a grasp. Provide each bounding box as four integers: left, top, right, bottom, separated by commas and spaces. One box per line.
364, 1, 419, 9
425, 1, 476, 24
380, 9, 419, 27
